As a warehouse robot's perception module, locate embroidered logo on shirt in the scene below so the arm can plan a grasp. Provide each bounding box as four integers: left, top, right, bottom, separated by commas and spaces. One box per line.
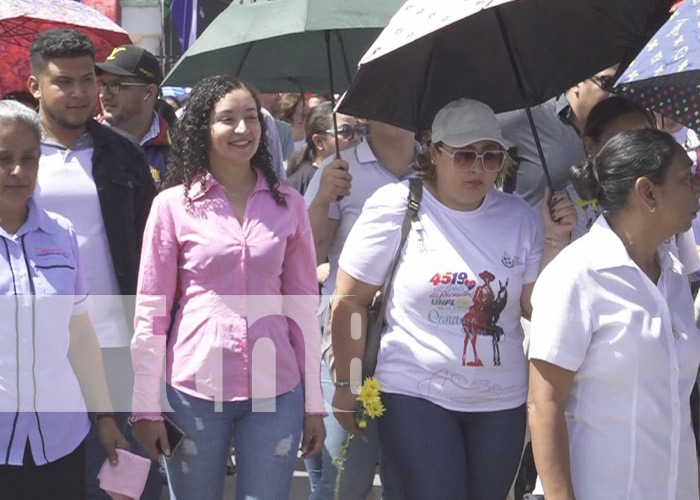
35, 247, 68, 258
501, 252, 515, 268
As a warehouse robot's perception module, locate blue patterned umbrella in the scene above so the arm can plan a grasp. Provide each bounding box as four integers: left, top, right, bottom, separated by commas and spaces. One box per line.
615, 0, 700, 132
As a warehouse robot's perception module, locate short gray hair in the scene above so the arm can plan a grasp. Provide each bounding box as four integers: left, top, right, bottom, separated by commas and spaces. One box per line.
0, 100, 42, 142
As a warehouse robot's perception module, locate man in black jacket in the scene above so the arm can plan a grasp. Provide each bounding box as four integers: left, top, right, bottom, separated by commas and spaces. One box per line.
28, 29, 159, 500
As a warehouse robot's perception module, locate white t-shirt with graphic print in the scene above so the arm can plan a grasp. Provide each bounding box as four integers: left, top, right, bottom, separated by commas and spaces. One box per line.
339, 182, 544, 412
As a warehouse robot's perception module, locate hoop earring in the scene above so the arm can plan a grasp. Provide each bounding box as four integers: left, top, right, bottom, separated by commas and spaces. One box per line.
650, 206, 656, 213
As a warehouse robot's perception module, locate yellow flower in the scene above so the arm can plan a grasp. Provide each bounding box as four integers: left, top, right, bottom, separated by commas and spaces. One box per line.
357, 378, 381, 405
364, 399, 385, 418
335, 377, 384, 499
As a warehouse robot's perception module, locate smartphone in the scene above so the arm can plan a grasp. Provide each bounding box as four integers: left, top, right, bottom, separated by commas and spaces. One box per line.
158, 414, 186, 456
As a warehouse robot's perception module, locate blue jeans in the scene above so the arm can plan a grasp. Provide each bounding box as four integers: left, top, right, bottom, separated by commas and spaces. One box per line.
379, 393, 526, 500
164, 383, 304, 500
85, 348, 163, 500
304, 361, 380, 500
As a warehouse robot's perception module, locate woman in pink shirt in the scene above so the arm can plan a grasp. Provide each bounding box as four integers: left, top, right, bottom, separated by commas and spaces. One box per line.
130, 76, 325, 500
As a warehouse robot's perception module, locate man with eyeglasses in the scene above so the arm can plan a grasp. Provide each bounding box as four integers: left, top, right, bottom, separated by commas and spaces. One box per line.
96, 45, 170, 189
27, 29, 159, 500
497, 65, 617, 206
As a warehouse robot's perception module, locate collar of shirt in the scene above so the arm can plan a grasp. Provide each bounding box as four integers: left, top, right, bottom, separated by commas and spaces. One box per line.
140, 111, 162, 146
0, 198, 60, 240
586, 216, 682, 275
355, 136, 420, 179
555, 94, 574, 126
41, 131, 93, 152
188, 170, 271, 201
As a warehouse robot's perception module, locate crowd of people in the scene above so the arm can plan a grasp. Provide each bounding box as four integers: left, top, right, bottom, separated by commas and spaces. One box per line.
1, 25, 699, 500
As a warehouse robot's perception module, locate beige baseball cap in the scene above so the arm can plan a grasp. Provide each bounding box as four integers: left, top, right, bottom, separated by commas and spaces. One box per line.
431, 98, 509, 149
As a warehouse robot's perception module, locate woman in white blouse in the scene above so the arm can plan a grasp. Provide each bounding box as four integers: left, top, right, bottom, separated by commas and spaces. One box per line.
528, 128, 700, 500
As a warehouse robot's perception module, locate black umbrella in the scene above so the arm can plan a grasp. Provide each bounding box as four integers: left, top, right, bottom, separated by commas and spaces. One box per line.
337, 0, 673, 191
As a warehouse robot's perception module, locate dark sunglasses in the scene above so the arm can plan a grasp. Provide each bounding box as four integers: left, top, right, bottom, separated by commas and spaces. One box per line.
589, 75, 616, 92
325, 124, 367, 140
438, 145, 506, 172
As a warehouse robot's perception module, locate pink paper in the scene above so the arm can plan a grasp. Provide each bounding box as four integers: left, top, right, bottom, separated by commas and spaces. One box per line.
97, 448, 151, 500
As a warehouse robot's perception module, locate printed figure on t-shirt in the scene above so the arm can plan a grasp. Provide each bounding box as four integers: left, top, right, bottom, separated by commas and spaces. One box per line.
461, 271, 508, 367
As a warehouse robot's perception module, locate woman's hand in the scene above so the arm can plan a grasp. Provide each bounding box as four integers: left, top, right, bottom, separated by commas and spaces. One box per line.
132, 419, 169, 460
542, 187, 577, 243
97, 417, 129, 465
332, 386, 361, 435
300, 414, 326, 458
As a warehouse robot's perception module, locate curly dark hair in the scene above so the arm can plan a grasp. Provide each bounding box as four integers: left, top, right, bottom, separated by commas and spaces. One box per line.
165, 76, 285, 206
30, 29, 94, 76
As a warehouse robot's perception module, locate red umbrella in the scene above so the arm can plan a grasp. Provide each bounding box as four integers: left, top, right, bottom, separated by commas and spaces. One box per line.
0, 0, 132, 95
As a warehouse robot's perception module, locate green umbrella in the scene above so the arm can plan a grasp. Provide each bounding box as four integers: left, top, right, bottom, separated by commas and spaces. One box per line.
161, 0, 405, 93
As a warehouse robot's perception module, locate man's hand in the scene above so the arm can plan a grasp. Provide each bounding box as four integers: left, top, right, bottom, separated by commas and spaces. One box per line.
317, 159, 351, 204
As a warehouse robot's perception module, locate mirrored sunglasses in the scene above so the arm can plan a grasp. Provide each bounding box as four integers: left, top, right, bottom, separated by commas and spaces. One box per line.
439, 146, 505, 172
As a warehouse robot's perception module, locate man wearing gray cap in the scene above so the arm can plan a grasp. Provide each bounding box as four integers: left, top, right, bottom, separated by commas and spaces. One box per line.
97, 45, 171, 188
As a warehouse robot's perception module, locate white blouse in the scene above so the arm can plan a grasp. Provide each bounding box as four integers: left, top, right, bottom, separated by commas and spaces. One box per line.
530, 216, 700, 500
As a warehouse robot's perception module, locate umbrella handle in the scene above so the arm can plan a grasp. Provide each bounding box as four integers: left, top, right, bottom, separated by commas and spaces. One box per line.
495, 9, 555, 196
324, 30, 342, 160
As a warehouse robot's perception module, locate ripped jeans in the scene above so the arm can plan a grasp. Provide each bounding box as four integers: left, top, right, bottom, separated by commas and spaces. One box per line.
163, 383, 304, 500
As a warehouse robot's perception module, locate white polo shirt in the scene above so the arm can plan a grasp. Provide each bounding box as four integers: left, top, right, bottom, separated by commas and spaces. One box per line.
34, 135, 130, 348
530, 216, 700, 500
0, 199, 91, 465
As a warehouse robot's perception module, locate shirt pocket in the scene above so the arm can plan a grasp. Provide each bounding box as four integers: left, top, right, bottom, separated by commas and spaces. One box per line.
32, 256, 78, 296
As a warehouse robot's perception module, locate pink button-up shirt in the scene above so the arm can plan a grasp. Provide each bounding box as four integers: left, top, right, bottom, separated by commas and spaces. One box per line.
131, 172, 323, 418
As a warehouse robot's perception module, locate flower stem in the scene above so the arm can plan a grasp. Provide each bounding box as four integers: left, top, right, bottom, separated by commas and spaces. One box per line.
333, 433, 353, 500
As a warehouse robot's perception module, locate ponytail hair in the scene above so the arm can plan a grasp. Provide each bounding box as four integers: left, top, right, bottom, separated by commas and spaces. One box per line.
569, 159, 602, 202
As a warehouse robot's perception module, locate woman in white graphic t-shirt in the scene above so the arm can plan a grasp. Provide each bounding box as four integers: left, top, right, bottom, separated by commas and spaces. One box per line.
330, 98, 576, 499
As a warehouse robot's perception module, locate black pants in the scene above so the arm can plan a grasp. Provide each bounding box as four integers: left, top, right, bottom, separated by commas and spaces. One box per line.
0, 439, 86, 500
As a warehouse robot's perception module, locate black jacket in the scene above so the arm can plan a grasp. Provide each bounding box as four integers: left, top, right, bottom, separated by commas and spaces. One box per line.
87, 119, 156, 297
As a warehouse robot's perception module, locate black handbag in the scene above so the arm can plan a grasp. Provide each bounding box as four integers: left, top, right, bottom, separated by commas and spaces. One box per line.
322, 177, 422, 381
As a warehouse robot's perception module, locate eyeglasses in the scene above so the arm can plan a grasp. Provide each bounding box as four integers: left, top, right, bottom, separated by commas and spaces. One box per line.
99, 81, 148, 95
589, 75, 616, 93
438, 146, 505, 172
325, 124, 367, 140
